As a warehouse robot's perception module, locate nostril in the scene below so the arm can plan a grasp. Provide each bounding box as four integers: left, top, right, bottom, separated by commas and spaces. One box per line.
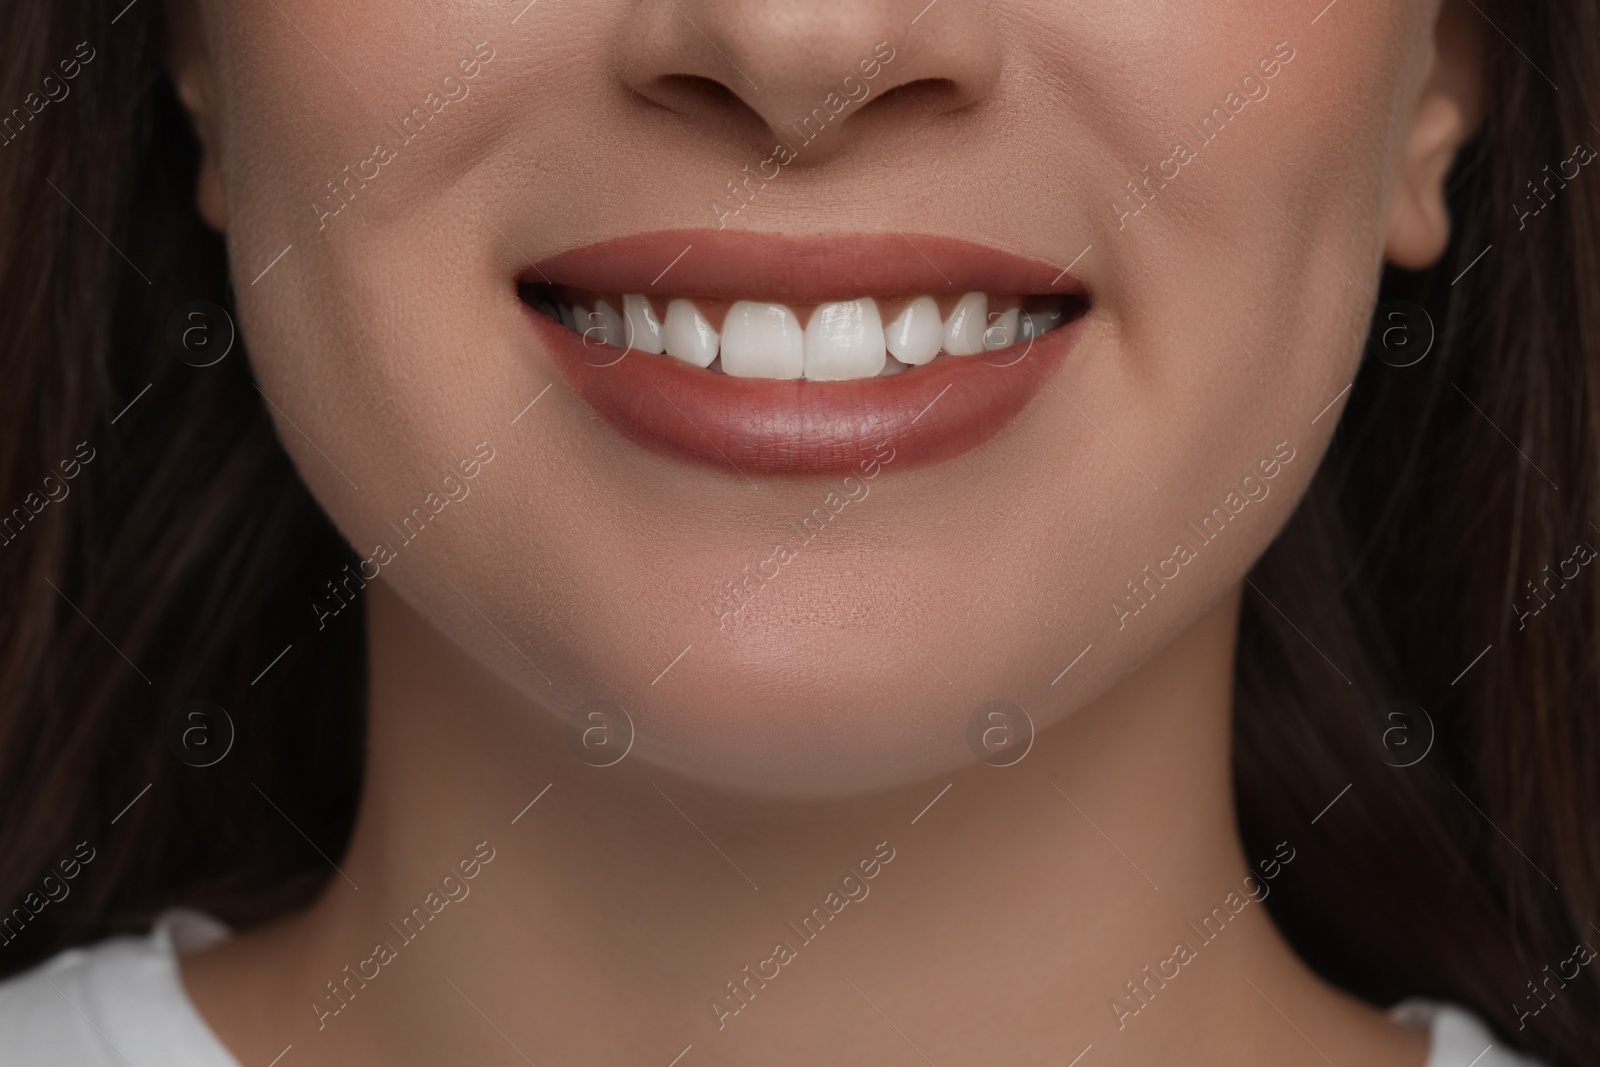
868, 77, 969, 117
644, 74, 742, 113
660, 74, 741, 106
634, 73, 771, 137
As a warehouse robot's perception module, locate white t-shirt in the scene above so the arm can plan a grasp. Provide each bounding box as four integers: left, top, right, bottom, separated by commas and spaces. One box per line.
0, 909, 1555, 1066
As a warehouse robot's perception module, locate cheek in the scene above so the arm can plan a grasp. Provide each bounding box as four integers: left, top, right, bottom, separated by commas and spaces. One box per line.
214, 2, 510, 289
1053, 1, 1419, 557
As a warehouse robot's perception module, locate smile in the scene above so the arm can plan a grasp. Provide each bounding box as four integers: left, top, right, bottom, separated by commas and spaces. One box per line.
520, 231, 1091, 475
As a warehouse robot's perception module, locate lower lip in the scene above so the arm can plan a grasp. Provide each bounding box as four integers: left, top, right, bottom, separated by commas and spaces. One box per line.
529, 308, 1083, 476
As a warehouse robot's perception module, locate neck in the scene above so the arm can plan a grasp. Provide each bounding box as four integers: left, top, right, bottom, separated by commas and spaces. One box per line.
185, 581, 1423, 1067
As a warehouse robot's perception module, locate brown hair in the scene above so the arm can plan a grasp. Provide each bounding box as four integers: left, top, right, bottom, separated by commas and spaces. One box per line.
0, 0, 363, 968
1235, 5, 1600, 1062
0, 2, 1596, 1064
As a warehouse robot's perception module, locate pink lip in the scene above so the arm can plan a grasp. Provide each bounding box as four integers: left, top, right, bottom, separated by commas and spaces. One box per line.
521, 230, 1089, 476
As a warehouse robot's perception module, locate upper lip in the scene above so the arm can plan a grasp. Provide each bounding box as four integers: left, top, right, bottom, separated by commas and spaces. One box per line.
522, 229, 1092, 303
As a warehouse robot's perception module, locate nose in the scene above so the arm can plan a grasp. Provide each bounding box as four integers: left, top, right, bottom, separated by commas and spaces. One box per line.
618, 0, 1003, 164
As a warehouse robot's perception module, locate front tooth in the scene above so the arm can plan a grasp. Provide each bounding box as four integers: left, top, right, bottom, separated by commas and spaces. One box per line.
943, 292, 989, 356
590, 300, 626, 348
558, 303, 577, 330
804, 298, 886, 380
983, 308, 1020, 351
884, 296, 943, 365
622, 294, 665, 354
663, 299, 719, 368
721, 301, 804, 379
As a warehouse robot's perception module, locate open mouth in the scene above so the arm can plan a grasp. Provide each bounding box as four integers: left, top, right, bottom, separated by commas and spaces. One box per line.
519, 231, 1091, 475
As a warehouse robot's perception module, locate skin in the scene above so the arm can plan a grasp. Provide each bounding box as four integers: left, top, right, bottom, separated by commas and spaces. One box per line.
169, 0, 1481, 1063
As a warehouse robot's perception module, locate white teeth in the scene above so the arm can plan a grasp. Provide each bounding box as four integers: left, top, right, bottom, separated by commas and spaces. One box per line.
622, 294, 665, 354
663, 298, 719, 368
804, 298, 886, 381
721, 301, 805, 379
1021, 305, 1063, 341
983, 307, 1020, 351
588, 300, 626, 348
884, 296, 943, 366
545, 290, 1072, 375
943, 292, 989, 356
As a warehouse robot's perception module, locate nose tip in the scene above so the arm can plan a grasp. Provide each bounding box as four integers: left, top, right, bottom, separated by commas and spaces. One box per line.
619, 1, 1002, 164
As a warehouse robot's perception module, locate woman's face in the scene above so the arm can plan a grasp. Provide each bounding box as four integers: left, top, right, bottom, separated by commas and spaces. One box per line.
178, 0, 1463, 795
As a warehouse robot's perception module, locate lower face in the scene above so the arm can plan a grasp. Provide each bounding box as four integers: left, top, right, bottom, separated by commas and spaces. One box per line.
204, 0, 1432, 795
